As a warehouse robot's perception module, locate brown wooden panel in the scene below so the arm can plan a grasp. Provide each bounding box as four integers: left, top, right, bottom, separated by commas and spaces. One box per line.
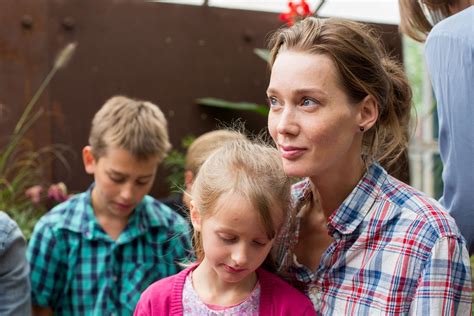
1, 0, 404, 197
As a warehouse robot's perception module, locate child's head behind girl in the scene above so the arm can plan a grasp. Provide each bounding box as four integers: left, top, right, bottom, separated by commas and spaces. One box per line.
189, 138, 291, 304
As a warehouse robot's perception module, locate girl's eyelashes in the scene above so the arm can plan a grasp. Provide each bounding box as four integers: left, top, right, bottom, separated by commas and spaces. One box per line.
253, 240, 268, 246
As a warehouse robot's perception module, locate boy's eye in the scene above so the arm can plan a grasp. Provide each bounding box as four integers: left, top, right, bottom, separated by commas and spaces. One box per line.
110, 176, 125, 183
136, 180, 150, 186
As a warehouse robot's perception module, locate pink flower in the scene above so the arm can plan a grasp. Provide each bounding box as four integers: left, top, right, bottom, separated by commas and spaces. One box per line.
47, 182, 69, 202
25, 185, 44, 204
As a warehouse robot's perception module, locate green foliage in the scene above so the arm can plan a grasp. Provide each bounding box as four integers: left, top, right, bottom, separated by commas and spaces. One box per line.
196, 98, 269, 116
163, 135, 195, 193
196, 49, 270, 117
0, 43, 76, 239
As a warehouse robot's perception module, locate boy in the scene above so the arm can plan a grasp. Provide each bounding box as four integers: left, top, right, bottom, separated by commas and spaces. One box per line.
27, 96, 191, 315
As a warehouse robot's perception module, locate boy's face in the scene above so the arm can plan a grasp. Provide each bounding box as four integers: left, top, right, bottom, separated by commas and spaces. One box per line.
83, 145, 159, 220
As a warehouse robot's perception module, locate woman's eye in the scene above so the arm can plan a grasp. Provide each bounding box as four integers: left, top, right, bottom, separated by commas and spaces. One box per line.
253, 240, 267, 247
136, 180, 149, 186
302, 98, 318, 106
267, 97, 279, 107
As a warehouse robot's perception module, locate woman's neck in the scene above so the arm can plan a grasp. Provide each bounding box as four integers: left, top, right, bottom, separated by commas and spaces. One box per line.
309, 159, 366, 220
192, 261, 257, 306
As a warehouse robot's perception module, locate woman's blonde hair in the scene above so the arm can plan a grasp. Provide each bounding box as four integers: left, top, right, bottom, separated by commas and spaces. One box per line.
89, 95, 171, 162
191, 138, 292, 269
268, 17, 413, 168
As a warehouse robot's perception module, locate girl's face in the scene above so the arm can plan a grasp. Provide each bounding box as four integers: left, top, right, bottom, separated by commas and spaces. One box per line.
191, 192, 280, 287
267, 51, 363, 180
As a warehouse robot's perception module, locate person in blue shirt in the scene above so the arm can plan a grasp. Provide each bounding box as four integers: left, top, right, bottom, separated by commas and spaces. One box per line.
0, 211, 31, 316
399, 0, 474, 254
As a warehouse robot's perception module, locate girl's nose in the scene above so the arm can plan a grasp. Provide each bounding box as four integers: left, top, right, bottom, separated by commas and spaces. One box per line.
231, 244, 249, 267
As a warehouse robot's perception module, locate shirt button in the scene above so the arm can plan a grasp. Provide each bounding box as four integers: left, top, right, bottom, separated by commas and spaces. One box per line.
113, 275, 118, 282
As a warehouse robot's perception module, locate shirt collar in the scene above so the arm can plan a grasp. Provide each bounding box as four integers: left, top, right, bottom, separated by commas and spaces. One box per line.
327, 163, 387, 235
60, 183, 168, 242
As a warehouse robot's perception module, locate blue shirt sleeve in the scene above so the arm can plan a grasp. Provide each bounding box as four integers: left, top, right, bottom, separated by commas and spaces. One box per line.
0, 211, 31, 316
424, 6, 474, 254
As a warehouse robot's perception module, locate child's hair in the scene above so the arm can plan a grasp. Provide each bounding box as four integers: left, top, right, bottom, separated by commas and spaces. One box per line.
268, 17, 413, 169
185, 130, 248, 176
88, 95, 171, 162
191, 138, 292, 265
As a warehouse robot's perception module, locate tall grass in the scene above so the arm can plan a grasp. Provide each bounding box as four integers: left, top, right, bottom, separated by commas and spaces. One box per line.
0, 43, 76, 239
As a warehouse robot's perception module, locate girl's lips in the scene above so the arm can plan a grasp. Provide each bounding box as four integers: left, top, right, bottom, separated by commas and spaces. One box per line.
279, 145, 306, 160
223, 264, 246, 274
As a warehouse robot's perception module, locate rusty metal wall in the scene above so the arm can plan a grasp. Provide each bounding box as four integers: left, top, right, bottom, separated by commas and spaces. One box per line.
0, 0, 403, 198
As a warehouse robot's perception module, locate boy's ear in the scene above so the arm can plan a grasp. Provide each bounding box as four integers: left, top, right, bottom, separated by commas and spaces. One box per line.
189, 200, 202, 232
357, 95, 378, 132
82, 146, 97, 175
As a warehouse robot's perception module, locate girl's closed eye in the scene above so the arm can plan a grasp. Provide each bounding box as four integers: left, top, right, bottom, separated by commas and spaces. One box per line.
218, 233, 237, 243
253, 239, 269, 247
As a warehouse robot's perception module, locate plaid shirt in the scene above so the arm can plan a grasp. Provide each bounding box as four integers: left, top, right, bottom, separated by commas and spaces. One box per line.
276, 163, 472, 315
27, 185, 192, 316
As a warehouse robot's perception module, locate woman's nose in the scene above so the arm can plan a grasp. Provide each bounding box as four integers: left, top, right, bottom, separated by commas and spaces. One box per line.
276, 106, 298, 136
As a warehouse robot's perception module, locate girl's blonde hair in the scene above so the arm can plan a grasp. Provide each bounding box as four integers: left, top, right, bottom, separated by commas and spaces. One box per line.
191, 138, 292, 268
268, 17, 413, 169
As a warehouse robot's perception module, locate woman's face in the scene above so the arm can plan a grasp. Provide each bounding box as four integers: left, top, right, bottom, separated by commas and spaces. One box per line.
267, 51, 363, 180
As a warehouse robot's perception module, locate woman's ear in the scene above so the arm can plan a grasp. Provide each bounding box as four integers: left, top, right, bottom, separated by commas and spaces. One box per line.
190, 200, 202, 232
82, 146, 96, 175
357, 95, 379, 131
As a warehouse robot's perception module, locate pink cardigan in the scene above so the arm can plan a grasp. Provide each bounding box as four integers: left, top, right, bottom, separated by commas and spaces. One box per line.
134, 265, 316, 315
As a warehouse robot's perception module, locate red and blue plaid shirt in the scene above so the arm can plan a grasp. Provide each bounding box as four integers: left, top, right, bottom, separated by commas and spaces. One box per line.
276, 163, 472, 315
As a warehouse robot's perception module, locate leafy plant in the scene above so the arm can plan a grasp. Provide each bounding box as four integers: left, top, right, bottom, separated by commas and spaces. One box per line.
162, 135, 195, 193
0, 43, 76, 238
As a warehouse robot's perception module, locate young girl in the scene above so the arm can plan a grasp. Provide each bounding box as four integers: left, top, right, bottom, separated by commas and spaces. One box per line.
134, 138, 316, 315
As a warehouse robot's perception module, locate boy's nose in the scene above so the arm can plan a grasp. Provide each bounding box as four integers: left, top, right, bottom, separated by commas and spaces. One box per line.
120, 184, 134, 201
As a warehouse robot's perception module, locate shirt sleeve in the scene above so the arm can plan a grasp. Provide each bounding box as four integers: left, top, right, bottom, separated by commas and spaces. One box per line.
0, 212, 31, 316
409, 236, 472, 315
163, 219, 193, 274
424, 11, 474, 254
27, 218, 66, 307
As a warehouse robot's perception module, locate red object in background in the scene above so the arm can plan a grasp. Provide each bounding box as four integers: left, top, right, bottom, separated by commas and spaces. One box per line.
279, 0, 314, 26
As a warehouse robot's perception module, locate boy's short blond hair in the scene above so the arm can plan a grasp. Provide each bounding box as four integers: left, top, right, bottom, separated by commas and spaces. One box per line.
89, 95, 171, 162
185, 130, 247, 176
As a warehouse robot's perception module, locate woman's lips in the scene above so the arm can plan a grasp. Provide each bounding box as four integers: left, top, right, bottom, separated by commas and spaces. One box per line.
279, 145, 306, 160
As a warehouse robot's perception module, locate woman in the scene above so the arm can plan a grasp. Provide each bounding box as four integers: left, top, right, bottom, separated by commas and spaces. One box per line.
266, 17, 471, 315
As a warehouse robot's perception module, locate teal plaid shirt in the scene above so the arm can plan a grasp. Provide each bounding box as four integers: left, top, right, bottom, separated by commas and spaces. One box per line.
27, 185, 192, 316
